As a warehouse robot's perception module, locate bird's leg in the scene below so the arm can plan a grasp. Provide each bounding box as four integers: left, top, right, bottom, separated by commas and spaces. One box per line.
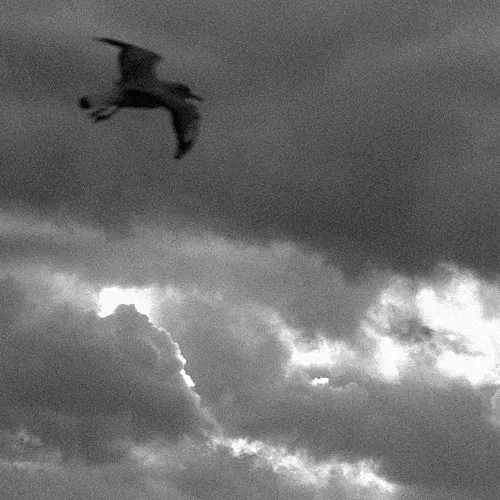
90, 107, 107, 118
90, 106, 118, 122
90, 106, 120, 122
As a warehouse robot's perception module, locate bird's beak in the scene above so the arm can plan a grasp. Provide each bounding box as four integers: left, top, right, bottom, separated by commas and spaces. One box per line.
190, 93, 204, 101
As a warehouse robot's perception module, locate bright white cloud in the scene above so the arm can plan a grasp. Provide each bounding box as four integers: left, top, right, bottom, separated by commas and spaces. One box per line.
290, 337, 336, 367
373, 333, 409, 382
97, 286, 155, 318
341, 460, 395, 494
311, 377, 330, 386
289, 335, 359, 370
213, 435, 395, 494
96, 285, 197, 388
363, 269, 500, 386
416, 271, 500, 386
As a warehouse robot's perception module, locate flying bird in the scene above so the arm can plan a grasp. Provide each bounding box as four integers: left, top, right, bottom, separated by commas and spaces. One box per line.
79, 37, 203, 159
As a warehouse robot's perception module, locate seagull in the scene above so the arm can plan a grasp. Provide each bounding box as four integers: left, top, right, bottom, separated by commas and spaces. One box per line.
79, 37, 203, 159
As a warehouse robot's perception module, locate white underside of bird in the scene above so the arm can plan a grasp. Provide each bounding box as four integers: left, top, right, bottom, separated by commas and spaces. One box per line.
79, 37, 203, 159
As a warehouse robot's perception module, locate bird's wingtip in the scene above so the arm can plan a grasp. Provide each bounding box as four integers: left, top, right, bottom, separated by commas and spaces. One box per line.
93, 37, 130, 48
174, 144, 191, 160
174, 146, 187, 160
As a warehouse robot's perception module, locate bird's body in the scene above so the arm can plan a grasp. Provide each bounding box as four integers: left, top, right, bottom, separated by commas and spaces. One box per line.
79, 37, 203, 159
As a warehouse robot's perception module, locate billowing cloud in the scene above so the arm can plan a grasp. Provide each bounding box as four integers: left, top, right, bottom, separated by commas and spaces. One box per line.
2, 240, 500, 498
3, 1, 500, 275
3, 224, 500, 497
0, 436, 390, 500
0, 277, 212, 463
168, 444, 318, 500
160, 295, 293, 424
242, 375, 500, 492
4, 1, 500, 499
0, 215, 387, 338
157, 290, 500, 498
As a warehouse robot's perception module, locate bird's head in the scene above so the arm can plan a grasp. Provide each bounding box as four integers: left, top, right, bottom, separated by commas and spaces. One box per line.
166, 83, 204, 101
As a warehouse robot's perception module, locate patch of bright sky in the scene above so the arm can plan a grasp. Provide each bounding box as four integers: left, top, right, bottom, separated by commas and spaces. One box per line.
416, 270, 500, 385
289, 334, 360, 372
361, 277, 416, 381
365, 268, 500, 386
290, 337, 337, 367
96, 284, 185, 322
372, 333, 409, 382
97, 286, 155, 318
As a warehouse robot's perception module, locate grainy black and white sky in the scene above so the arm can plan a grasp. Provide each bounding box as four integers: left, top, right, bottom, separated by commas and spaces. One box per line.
3, 1, 500, 499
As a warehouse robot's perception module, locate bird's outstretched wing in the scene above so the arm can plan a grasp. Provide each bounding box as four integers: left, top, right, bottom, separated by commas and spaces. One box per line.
95, 37, 162, 84
168, 101, 201, 159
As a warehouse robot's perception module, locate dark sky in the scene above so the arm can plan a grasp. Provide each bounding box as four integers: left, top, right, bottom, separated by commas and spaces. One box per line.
3, 0, 500, 275
3, 1, 500, 500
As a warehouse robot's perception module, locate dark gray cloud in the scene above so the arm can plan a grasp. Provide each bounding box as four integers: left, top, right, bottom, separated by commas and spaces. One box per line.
396, 486, 485, 500
160, 296, 293, 423
0, 277, 212, 463
0, 216, 387, 338
168, 444, 319, 500
161, 293, 500, 498
0, 462, 153, 500
152, 438, 389, 500
240, 375, 500, 494
0, 438, 377, 500
105, 234, 387, 340
3, 1, 500, 275
4, 1, 500, 498
2, 228, 499, 497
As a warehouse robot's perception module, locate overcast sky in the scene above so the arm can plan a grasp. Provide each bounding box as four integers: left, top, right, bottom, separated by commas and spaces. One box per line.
3, 1, 500, 499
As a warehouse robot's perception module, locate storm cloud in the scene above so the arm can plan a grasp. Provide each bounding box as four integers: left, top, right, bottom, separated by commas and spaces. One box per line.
2, 1, 500, 275
147, 288, 500, 497
0, 277, 212, 463
3, 1, 500, 499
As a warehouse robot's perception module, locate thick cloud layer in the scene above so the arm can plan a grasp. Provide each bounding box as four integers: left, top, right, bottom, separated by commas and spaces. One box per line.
168, 444, 319, 500
0, 216, 387, 338
4, 1, 500, 499
162, 293, 500, 498
0, 438, 385, 500
0, 277, 211, 463
2, 237, 500, 498
242, 377, 500, 492
3, 1, 500, 275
